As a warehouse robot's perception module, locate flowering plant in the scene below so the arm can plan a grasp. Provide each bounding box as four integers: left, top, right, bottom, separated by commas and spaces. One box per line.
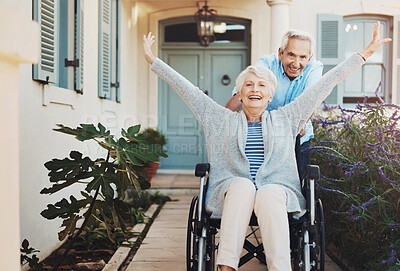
311, 90, 400, 270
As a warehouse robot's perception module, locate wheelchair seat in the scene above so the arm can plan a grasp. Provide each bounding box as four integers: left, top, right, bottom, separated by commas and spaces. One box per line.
187, 136, 325, 271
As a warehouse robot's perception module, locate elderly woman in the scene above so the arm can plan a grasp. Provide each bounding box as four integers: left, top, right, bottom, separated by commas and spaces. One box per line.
143, 23, 390, 271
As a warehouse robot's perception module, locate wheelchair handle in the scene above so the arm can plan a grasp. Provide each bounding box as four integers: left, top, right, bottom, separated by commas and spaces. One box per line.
195, 163, 210, 177
306, 165, 320, 180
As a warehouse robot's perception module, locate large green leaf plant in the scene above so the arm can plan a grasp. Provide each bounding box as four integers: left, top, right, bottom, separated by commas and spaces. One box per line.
40, 123, 167, 269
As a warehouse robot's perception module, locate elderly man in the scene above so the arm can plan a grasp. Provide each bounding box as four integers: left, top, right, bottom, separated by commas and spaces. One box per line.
226, 30, 323, 177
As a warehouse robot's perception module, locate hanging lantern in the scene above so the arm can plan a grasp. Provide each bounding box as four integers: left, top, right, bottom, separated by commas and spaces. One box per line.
194, 1, 217, 47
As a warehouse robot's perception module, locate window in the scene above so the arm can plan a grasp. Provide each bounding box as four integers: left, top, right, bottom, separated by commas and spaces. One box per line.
162, 17, 250, 46
98, 0, 121, 102
33, 0, 84, 93
318, 14, 394, 105
342, 17, 390, 103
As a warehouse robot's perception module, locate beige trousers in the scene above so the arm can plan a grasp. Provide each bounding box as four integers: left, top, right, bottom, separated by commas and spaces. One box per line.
216, 178, 291, 271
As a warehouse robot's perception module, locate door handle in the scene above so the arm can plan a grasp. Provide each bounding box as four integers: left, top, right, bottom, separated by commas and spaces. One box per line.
221, 74, 231, 86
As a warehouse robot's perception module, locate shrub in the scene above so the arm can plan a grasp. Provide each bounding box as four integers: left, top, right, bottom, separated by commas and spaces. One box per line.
311, 96, 400, 270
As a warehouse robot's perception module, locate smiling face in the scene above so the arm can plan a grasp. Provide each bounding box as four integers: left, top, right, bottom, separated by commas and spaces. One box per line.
279, 38, 312, 80
238, 72, 273, 115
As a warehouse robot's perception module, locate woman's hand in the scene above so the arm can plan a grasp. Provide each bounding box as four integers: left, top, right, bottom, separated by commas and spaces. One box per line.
359, 21, 392, 59
143, 32, 156, 65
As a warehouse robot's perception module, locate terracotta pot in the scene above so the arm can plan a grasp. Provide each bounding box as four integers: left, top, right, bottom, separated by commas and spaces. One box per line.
144, 159, 160, 182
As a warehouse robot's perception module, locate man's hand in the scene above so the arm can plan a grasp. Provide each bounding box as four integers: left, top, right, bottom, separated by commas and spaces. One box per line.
143, 32, 155, 65
299, 124, 306, 137
225, 94, 242, 112
359, 21, 391, 59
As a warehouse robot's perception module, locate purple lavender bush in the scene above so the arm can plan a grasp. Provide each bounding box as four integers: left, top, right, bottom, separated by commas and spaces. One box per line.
311, 92, 400, 270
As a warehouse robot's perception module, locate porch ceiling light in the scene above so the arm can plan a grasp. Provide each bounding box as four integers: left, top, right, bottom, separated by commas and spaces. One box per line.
195, 1, 217, 47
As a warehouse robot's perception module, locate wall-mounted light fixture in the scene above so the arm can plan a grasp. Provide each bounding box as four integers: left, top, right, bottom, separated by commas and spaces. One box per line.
194, 1, 217, 47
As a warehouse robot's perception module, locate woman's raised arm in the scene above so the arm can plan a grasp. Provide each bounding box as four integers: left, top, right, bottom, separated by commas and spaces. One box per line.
141, 32, 230, 132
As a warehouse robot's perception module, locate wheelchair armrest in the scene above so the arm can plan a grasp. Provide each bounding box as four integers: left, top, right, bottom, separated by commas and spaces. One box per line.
305, 165, 320, 180
195, 163, 210, 177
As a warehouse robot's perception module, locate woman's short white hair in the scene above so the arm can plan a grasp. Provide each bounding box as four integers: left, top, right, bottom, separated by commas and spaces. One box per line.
235, 65, 278, 95
280, 29, 315, 55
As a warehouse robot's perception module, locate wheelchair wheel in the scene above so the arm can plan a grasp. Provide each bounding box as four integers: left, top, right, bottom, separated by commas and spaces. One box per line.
187, 196, 199, 271
186, 196, 217, 271
308, 199, 325, 271
312, 199, 325, 271
292, 199, 325, 271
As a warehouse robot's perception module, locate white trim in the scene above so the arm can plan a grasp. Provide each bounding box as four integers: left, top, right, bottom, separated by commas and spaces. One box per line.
157, 169, 195, 175
42, 84, 78, 108
393, 15, 400, 104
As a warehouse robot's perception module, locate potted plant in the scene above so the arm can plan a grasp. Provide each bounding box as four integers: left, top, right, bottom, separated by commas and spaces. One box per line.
137, 128, 167, 181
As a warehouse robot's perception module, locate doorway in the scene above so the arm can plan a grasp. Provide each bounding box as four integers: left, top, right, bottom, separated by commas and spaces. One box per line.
158, 16, 251, 169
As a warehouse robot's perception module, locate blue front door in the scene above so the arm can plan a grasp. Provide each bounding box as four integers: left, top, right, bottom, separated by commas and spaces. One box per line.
159, 49, 248, 169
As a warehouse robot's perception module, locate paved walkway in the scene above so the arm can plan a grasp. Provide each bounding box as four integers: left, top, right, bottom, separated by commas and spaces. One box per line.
127, 174, 342, 271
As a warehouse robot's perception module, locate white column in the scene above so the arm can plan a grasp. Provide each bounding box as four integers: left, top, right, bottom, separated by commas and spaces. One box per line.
0, 4, 39, 271
266, 0, 293, 53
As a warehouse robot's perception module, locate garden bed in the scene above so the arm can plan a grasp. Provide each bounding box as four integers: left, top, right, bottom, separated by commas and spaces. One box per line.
311, 99, 400, 270
23, 191, 169, 271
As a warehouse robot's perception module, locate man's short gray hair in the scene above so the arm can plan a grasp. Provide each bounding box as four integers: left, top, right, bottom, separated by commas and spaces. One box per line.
235, 65, 278, 95
280, 30, 315, 55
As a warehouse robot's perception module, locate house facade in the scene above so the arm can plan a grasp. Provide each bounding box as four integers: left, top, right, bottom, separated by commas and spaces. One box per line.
0, 0, 398, 269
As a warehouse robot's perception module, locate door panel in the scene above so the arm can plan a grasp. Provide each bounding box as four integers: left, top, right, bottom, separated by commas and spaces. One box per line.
159, 49, 248, 169
159, 50, 205, 169
205, 50, 247, 106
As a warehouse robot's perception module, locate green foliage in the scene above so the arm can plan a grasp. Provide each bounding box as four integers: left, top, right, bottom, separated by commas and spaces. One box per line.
127, 190, 171, 211
312, 103, 400, 270
137, 127, 167, 147
20, 239, 41, 270
72, 212, 136, 251
40, 123, 167, 242
72, 192, 170, 251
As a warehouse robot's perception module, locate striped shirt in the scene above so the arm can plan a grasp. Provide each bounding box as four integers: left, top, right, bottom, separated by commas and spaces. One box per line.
245, 122, 264, 183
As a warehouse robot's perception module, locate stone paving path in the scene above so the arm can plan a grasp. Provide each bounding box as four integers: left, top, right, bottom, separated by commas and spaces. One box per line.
127, 174, 343, 271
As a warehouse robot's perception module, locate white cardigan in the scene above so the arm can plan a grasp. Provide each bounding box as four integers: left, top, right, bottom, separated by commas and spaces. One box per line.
151, 53, 364, 218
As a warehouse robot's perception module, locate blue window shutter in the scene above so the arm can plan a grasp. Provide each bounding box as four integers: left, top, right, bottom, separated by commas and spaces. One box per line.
317, 14, 343, 105
75, 0, 84, 93
115, 0, 121, 103
33, 0, 58, 84
58, 0, 68, 88
98, 0, 112, 99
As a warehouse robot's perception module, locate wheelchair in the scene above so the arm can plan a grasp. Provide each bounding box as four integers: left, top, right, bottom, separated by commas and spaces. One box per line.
186, 137, 325, 271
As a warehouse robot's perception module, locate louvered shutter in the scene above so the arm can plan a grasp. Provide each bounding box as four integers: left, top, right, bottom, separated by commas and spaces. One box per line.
317, 14, 343, 105
115, 0, 121, 103
33, 0, 58, 84
75, 0, 84, 93
393, 16, 400, 105
98, 0, 112, 99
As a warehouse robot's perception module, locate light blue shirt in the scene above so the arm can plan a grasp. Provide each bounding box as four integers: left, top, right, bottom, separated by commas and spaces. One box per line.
233, 54, 323, 144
